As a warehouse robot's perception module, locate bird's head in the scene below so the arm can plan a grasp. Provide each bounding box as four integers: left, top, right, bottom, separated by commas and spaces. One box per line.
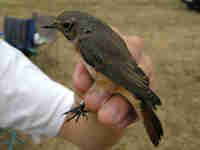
42, 11, 96, 41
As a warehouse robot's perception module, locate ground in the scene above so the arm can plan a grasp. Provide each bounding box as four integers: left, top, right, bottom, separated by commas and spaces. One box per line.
0, 0, 200, 150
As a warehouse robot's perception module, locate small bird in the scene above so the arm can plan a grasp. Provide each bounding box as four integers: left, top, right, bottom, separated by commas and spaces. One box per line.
43, 11, 163, 146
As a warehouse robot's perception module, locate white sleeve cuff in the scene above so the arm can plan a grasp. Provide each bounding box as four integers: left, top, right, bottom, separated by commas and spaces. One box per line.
0, 40, 75, 141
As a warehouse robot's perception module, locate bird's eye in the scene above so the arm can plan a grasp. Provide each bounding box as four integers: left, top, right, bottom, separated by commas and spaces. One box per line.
63, 22, 71, 29
63, 22, 74, 32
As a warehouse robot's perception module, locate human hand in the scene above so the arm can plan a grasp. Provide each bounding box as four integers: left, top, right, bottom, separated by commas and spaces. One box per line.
72, 27, 154, 130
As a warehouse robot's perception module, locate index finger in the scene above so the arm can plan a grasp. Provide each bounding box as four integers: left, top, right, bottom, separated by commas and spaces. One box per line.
72, 62, 93, 95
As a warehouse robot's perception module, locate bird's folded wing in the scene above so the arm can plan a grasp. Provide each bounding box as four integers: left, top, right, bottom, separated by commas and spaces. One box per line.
78, 32, 150, 93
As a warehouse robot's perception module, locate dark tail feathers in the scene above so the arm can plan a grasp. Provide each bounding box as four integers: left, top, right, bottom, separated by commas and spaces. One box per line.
141, 102, 163, 146
136, 88, 161, 110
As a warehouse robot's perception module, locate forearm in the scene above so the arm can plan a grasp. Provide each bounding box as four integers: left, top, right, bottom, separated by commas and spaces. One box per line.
0, 39, 74, 142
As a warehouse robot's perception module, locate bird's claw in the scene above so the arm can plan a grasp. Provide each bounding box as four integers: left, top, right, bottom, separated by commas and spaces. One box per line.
64, 101, 88, 122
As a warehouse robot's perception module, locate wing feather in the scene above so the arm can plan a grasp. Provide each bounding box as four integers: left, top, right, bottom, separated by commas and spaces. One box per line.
78, 32, 161, 108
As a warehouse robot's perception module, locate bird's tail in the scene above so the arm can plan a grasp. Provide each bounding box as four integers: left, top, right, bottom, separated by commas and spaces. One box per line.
140, 102, 163, 146
138, 88, 161, 110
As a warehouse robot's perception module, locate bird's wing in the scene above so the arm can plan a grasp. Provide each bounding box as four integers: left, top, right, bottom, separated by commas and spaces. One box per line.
78, 32, 161, 107
78, 31, 148, 84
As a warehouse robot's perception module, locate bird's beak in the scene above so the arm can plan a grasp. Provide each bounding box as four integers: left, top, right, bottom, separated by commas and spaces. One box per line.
42, 22, 58, 29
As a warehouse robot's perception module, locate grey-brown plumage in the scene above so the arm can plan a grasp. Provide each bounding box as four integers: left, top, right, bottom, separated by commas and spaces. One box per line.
43, 11, 163, 146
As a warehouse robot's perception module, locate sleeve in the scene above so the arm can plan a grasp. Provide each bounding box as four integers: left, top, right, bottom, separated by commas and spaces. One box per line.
0, 39, 75, 142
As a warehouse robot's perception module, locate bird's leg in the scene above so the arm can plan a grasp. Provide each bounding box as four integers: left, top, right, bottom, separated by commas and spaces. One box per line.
64, 100, 88, 122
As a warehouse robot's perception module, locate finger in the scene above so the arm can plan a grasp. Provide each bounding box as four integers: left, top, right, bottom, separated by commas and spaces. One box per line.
138, 55, 153, 79
97, 95, 138, 129
84, 89, 112, 112
125, 36, 144, 63
72, 62, 93, 95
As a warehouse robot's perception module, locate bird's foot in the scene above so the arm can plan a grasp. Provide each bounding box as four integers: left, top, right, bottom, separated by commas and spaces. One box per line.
64, 101, 88, 122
